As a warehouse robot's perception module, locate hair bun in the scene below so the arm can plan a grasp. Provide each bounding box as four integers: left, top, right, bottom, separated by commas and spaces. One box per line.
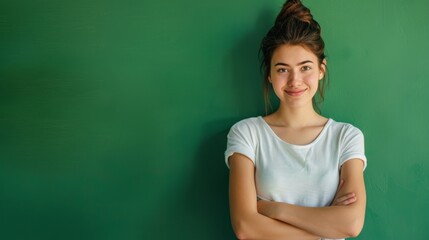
259, 0, 327, 113
275, 0, 316, 27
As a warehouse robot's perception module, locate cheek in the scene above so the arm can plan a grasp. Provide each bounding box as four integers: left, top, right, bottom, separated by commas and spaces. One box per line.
271, 77, 286, 88
304, 73, 320, 86
271, 81, 282, 92
270, 79, 287, 97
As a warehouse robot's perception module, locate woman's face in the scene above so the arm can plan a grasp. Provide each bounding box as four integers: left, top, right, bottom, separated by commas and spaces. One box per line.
269, 44, 325, 109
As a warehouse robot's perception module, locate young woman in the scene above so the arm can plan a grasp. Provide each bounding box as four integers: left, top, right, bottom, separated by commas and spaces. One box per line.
224, 1, 367, 239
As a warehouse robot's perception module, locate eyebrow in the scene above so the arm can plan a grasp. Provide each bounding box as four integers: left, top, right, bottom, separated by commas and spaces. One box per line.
274, 60, 314, 67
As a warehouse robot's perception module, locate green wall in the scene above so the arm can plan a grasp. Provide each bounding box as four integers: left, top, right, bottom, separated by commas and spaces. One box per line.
1, 0, 428, 239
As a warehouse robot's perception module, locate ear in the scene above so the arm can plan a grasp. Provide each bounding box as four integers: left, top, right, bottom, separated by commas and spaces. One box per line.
319, 58, 327, 80
268, 75, 272, 83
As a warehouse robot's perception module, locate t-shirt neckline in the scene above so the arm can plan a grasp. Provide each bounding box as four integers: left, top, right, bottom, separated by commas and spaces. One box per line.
257, 116, 332, 148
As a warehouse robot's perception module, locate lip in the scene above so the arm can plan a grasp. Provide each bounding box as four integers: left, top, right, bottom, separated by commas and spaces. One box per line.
285, 89, 307, 96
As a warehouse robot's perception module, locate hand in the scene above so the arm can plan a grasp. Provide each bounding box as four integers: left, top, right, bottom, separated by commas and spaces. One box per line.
331, 192, 356, 206
330, 179, 357, 206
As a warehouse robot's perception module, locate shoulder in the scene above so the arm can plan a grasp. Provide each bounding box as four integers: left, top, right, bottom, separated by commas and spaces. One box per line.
225, 117, 263, 166
328, 119, 364, 137
229, 117, 263, 133
328, 119, 367, 169
227, 117, 265, 144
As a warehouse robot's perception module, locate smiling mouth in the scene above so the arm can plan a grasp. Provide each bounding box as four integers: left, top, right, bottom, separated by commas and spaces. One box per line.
285, 89, 307, 96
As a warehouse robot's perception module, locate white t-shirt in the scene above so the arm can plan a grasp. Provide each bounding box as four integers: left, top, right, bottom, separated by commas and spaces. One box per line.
225, 116, 366, 238
225, 117, 366, 239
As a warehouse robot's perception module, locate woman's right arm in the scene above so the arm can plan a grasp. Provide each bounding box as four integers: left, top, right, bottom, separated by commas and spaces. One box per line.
228, 153, 320, 240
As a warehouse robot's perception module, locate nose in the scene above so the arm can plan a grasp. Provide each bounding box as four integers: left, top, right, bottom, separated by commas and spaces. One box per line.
287, 71, 302, 87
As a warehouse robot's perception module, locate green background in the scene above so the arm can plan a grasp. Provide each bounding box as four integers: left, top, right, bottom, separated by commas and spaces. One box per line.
1, 0, 428, 239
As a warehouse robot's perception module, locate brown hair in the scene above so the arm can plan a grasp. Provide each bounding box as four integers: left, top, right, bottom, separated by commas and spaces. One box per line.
259, 0, 328, 113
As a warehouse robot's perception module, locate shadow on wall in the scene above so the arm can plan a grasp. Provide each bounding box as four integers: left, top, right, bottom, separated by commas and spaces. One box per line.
143, 8, 276, 239
186, 122, 234, 238
145, 120, 237, 239
175, 8, 276, 239
225, 8, 275, 116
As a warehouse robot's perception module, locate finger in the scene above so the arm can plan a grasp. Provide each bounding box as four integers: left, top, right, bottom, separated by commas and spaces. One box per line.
334, 193, 356, 204
338, 196, 357, 205
334, 195, 357, 206
334, 192, 355, 203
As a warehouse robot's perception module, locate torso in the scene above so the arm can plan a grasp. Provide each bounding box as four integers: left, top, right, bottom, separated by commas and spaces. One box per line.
255, 116, 339, 207
225, 116, 366, 207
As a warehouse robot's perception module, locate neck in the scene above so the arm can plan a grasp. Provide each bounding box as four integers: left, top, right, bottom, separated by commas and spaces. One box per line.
272, 102, 322, 128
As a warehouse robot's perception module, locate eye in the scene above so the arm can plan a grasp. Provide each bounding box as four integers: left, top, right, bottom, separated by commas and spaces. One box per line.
277, 68, 289, 73
301, 66, 312, 71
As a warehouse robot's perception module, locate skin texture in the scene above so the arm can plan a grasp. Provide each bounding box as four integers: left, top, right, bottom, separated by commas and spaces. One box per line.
269, 44, 325, 112
228, 44, 366, 239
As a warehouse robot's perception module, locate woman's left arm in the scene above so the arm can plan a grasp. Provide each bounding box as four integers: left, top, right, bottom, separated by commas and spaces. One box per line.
257, 159, 366, 239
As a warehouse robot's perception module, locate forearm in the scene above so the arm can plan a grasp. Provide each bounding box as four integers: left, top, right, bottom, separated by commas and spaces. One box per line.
258, 160, 367, 238
263, 203, 364, 239
233, 212, 320, 240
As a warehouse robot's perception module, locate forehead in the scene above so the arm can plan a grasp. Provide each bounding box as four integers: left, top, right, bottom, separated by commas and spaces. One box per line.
271, 44, 318, 65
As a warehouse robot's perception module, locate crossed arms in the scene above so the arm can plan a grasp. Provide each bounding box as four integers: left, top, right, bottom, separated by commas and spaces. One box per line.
228, 153, 366, 240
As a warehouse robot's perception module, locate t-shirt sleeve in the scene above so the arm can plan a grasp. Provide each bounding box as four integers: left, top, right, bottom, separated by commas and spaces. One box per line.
224, 121, 256, 168
339, 125, 367, 170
